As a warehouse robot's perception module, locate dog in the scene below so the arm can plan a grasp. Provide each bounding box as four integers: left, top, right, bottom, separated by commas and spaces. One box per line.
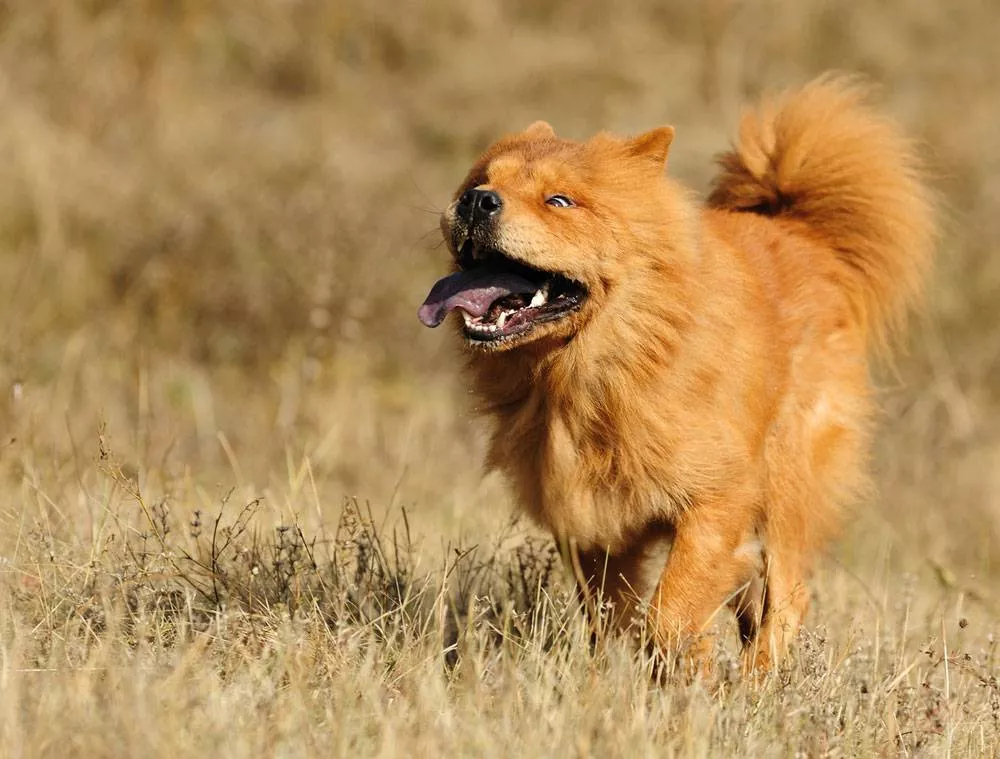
418, 76, 935, 673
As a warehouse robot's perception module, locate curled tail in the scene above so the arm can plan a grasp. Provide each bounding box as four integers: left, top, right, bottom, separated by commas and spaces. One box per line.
708, 75, 936, 349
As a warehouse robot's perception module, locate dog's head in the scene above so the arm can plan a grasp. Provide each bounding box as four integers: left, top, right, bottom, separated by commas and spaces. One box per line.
419, 121, 685, 353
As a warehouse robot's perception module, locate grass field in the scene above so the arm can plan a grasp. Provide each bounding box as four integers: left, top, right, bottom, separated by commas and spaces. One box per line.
1, 1, 998, 756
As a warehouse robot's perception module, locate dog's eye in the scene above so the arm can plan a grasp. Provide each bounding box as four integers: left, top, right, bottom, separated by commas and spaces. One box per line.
545, 194, 575, 208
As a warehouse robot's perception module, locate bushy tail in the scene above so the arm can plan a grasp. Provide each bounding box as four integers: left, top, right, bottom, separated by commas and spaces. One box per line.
708, 75, 936, 349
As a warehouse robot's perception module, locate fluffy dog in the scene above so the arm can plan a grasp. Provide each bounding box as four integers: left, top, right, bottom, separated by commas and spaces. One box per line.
419, 76, 935, 672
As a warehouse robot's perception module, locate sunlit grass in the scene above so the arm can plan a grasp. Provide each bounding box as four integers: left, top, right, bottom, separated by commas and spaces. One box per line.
0, 0, 997, 755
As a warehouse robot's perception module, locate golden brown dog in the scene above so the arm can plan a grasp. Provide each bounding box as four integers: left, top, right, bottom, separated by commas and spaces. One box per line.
419, 76, 935, 673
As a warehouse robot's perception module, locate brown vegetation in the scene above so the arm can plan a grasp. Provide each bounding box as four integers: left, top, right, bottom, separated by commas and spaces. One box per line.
0, 1, 997, 755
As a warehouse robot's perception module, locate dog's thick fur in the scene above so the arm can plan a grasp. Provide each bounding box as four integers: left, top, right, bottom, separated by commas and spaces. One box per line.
426, 76, 935, 672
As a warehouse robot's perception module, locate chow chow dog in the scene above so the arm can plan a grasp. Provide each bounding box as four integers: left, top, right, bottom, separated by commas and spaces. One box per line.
418, 76, 935, 673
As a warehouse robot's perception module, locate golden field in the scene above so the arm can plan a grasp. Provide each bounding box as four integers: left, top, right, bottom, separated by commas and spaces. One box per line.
0, 1, 997, 755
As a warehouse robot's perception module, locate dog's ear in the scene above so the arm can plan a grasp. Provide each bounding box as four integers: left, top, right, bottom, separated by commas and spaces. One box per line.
523, 120, 556, 139
625, 126, 675, 168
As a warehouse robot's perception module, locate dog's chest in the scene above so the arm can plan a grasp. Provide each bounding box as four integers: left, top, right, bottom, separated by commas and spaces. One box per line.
493, 398, 676, 552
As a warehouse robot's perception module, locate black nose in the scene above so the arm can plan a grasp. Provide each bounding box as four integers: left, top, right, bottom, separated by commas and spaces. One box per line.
456, 188, 503, 227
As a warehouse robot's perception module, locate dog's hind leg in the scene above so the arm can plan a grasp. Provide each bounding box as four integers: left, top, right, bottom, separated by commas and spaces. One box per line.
740, 540, 811, 674
727, 534, 767, 649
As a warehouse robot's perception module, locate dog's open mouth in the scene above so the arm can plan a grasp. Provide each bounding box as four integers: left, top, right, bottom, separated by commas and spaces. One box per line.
418, 243, 587, 345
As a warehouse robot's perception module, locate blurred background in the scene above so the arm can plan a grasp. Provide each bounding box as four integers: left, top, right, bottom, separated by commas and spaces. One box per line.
0, 0, 996, 579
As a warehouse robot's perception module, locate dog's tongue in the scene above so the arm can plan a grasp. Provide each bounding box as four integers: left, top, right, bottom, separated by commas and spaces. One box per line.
418, 266, 538, 327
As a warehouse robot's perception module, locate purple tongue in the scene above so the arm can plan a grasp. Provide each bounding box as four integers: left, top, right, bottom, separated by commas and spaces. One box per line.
418, 266, 538, 327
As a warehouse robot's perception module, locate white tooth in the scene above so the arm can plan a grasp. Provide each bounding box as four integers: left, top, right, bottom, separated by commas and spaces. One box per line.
530, 289, 546, 308
462, 312, 474, 327
497, 311, 507, 329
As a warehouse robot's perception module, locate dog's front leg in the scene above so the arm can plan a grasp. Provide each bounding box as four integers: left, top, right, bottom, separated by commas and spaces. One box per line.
562, 524, 675, 646
647, 501, 760, 676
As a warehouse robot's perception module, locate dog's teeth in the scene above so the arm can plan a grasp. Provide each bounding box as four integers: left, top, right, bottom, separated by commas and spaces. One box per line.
497, 312, 507, 329
530, 289, 546, 308
462, 312, 474, 327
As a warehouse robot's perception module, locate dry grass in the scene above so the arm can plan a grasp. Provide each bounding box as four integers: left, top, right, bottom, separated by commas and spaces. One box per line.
0, 1, 998, 756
